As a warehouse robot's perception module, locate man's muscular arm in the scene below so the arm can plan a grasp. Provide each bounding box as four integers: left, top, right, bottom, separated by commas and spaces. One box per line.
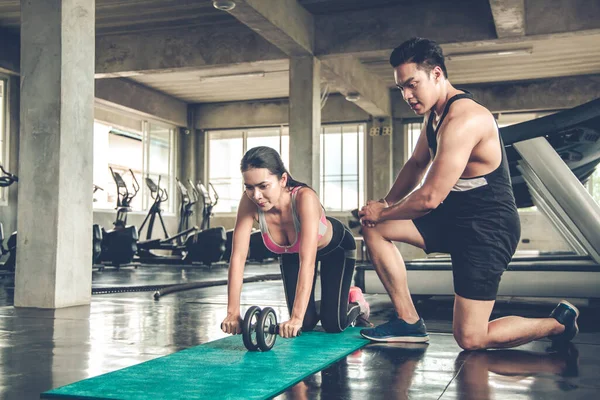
372, 109, 484, 222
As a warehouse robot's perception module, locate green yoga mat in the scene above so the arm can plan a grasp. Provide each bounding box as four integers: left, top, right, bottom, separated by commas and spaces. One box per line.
42, 327, 370, 400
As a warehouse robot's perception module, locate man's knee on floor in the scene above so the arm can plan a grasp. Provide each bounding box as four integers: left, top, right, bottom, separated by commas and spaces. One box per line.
454, 330, 488, 351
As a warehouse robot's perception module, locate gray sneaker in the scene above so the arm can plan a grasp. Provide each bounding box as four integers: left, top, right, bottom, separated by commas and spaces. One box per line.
360, 317, 429, 343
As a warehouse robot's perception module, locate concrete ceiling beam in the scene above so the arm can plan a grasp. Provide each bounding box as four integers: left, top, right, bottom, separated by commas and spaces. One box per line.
489, 0, 526, 38
321, 56, 391, 117
95, 24, 287, 78
314, 0, 496, 56
225, 0, 314, 56
222, 0, 391, 116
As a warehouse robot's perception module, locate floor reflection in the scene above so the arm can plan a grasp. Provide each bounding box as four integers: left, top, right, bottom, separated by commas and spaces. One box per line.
452, 344, 580, 400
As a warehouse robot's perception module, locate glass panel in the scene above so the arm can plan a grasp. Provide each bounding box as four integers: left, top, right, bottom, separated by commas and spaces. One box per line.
322, 126, 342, 211
0, 79, 4, 167
209, 130, 244, 213
93, 121, 144, 211
358, 125, 365, 208
247, 128, 281, 159
246, 127, 290, 169
148, 123, 173, 211
320, 129, 325, 197
319, 124, 366, 211
324, 181, 342, 211
342, 125, 359, 211
280, 127, 290, 169
0, 79, 5, 203
407, 121, 422, 158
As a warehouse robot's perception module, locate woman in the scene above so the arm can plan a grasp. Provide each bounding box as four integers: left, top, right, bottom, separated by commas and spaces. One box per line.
221, 146, 370, 338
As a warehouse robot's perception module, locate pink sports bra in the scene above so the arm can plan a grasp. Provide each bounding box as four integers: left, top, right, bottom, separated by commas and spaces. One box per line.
257, 186, 328, 254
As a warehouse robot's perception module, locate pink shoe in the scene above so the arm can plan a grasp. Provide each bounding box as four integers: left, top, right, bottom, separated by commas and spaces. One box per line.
349, 286, 370, 320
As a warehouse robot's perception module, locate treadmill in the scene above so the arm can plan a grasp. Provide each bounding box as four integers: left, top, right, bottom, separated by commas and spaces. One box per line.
356, 97, 600, 299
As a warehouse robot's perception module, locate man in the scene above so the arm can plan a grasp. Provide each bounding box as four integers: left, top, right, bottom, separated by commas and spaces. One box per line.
358, 37, 579, 350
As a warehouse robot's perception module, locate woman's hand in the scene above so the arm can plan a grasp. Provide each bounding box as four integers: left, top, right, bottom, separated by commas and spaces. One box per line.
221, 312, 243, 335
279, 317, 303, 338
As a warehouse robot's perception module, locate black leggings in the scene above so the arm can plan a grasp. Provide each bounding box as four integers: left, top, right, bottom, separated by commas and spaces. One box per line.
279, 217, 360, 333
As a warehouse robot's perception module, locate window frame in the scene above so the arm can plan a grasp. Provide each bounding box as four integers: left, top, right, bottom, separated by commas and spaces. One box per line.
93, 105, 177, 215
207, 123, 367, 215
143, 119, 177, 213
207, 126, 289, 215
320, 122, 366, 214
0, 75, 10, 205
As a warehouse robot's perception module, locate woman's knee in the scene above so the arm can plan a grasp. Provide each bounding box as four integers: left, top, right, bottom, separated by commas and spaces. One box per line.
321, 318, 343, 333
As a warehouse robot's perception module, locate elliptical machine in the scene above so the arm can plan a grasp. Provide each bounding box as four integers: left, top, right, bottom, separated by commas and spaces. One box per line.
92, 185, 104, 266
180, 180, 227, 266
98, 167, 140, 269
0, 165, 18, 273
196, 182, 217, 230
136, 176, 198, 263
176, 178, 197, 245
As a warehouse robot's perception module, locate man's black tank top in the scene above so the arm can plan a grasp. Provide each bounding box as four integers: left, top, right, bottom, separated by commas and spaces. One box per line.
425, 92, 519, 219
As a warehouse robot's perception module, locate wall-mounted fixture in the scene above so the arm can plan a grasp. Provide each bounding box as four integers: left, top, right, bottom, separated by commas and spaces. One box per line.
199, 72, 266, 82
446, 48, 533, 61
345, 92, 361, 102
213, 1, 236, 11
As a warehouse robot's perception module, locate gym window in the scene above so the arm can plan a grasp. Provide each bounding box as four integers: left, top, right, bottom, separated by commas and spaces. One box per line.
93, 113, 176, 214
320, 123, 365, 212
405, 120, 423, 160
207, 123, 366, 214
0, 77, 8, 204
208, 126, 289, 213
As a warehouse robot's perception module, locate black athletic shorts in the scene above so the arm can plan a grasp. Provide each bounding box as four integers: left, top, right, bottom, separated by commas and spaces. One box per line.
413, 195, 521, 301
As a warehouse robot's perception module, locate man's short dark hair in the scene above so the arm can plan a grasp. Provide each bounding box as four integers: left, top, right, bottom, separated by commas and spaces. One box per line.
390, 37, 448, 78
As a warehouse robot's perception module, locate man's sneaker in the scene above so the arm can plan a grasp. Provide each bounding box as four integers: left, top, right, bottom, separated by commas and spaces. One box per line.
360, 317, 429, 343
549, 300, 580, 344
348, 286, 370, 320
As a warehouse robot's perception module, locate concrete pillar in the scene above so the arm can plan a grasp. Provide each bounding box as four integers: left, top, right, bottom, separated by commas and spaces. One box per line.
366, 117, 393, 201
179, 129, 196, 182
15, 0, 95, 308
178, 126, 196, 223
289, 56, 321, 191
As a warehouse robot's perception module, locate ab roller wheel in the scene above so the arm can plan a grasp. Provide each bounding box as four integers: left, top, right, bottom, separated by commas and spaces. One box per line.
241, 306, 302, 352
242, 305, 261, 351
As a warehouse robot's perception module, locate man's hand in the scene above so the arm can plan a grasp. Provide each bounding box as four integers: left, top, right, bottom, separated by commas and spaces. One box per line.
279, 317, 303, 338
358, 200, 387, 226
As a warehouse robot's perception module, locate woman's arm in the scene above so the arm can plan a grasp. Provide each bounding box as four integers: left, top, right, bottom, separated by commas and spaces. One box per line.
222, 195, 255, 334
280, 187, 321, 337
